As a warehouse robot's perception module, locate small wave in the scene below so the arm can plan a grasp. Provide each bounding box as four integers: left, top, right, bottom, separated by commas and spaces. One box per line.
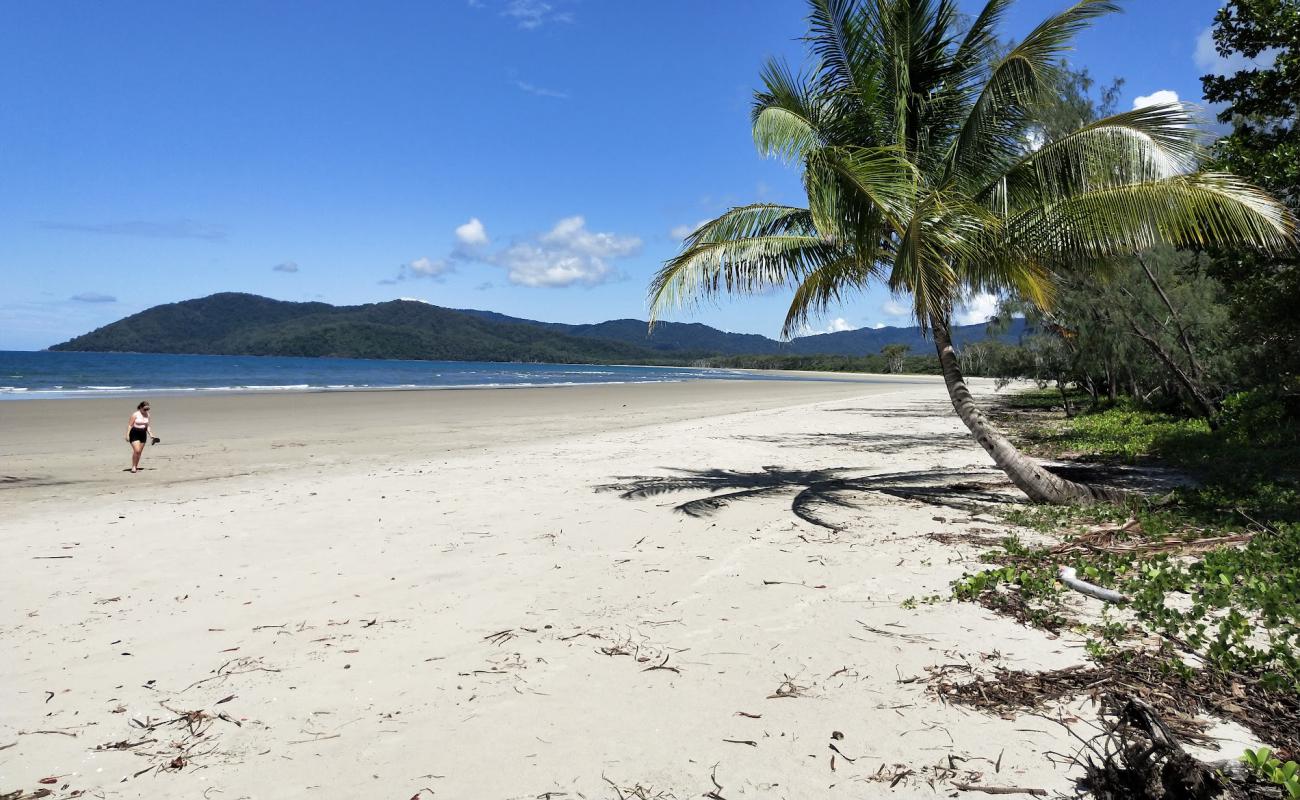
82, 385, 131, 390
204, 384, 314, 392
0, 386, 29, 392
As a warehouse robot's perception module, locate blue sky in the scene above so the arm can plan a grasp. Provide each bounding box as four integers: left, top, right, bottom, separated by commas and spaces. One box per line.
0, 0, 1245, 350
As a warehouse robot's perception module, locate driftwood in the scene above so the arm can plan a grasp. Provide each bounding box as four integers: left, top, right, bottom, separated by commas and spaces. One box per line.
1058, 566, 1129, 604
1077, 695, 1278, 800
952, 783, 1047, 796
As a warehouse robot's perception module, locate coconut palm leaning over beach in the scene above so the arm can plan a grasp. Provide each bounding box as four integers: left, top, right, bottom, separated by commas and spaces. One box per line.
649, 0, 1298, 505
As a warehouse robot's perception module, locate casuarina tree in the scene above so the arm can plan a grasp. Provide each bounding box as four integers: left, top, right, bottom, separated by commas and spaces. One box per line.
649, 0, 1296, 504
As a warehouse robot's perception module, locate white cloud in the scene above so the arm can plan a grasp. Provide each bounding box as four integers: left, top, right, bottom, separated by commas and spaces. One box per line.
1195, 26, 1278, 75
669, 219, 710, 240
70, 292, 116, 303
455, 218, 489, 247
497, 216, 640, 288
398, 297, 431, 304
882, 299, 910, 318
405, 256, 453, 279
826, 317, 854, 333
1133, 89, 1180, 109
954, 293, 999, 326
272, 261, 299, 273
513, 80, 569, 99
872, 322, 885, 329
503, 0, 573, 29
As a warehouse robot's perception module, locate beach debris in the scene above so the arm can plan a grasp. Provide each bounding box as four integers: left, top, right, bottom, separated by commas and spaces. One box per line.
1072, 694, 1278, 800
722, 738, 757, 747
184, 655, 280, 690
928, 651, 1299, 757
951, 784, 1046, 796
704, 766, 726, 800
761, 579, 824, 589
600, 774, 672, 800
484, 629, 515, 646
1051, 520, 1254, 558
641, 654, 680, 674
1056, 566, 1129, 604
767, 675, 808, 699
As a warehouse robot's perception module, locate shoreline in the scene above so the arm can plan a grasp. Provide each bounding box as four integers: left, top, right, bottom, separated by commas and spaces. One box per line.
0, 371, 910, 402
1, 350, 931, 401
0, 376, 941, 515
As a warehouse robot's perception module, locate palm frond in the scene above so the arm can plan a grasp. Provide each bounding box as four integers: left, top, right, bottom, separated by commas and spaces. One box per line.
806, 0, 871, 96
945, 0, 1122, 185
753, 60, 825, 163
807, 145, 918, 224
648, 205, 845, 324
950, 0, 1012, 80
1009, 173, 1299, 258
990, 103, 1206, 207
780, 256, 884, 338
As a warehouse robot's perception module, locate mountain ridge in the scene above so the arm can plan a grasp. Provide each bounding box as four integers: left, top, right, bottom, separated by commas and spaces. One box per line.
52, 292, 1023, 362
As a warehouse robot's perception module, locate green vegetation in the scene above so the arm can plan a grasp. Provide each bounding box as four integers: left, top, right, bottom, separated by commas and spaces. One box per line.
1202, 0, 1300, 386
1242, 747, 1300, 798
647, 0, 1295, 505
701, 352, 939, 375
953, 392, 1300, 691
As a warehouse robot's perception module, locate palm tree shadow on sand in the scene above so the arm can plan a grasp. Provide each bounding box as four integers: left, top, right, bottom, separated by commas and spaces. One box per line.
595, 465, 1020, 531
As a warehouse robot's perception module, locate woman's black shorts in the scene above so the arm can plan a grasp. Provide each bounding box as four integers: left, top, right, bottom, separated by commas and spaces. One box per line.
129, 428, 148, 443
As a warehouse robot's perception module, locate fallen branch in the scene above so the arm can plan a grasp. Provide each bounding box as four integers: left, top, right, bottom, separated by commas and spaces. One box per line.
1057, 566, 1128, 604
952, 785, 1046, 797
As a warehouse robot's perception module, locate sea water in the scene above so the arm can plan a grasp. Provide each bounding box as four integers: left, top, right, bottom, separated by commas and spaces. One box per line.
0, 351, 814, 399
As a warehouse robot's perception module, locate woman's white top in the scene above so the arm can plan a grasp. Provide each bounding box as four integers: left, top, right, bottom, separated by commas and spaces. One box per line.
131, 411, 150, 429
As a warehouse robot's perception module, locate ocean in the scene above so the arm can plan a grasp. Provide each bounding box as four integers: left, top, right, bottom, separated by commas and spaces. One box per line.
0, 351, 816, 400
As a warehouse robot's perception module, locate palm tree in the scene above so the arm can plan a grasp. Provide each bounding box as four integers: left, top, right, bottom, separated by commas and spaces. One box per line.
649, 0, 1296, 504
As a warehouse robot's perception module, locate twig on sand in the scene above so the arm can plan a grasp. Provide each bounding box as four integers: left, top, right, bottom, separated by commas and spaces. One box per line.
952, 784, 1046, 797
484, 629, 515, 646
767, 675, 808, 699
641, 654, 680, 674
722, 738, 757, 747
705, 765, 726, 800
288, 733, 341, 745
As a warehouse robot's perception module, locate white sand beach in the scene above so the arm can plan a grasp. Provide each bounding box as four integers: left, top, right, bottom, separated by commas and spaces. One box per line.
2, 378, 1097, 799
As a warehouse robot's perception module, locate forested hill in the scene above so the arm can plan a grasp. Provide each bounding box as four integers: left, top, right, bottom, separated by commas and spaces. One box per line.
51, 293, 1021, 362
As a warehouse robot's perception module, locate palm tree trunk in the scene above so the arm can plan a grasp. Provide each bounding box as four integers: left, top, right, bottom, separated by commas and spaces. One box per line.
933, 318, 1127, 505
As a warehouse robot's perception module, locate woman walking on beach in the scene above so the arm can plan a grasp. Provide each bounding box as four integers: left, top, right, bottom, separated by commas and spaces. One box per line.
125, 401, 156, 473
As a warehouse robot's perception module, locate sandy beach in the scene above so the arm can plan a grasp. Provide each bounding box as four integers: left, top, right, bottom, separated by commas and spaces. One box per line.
3, 377, 1098, 798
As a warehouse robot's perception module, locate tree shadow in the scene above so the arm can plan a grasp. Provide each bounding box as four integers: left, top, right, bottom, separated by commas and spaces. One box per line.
594, 465, 1021, 531
1, 474, 76, 489
823, 404, 954, 419
734, 431, 973, 455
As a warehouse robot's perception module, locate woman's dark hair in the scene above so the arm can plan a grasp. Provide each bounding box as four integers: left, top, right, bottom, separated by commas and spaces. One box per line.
137, 401, 149, 411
